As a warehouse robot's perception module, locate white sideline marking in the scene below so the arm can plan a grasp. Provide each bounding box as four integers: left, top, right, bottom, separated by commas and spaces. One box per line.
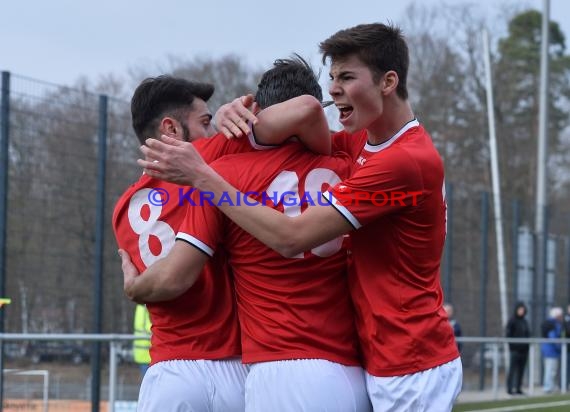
468, 400, 570, 411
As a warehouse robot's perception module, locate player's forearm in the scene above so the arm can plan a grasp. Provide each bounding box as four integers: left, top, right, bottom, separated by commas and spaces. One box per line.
255, 95, 331, 155
195, 169, 305, 257
194, 167, 354, 257
125, 261, 186, 303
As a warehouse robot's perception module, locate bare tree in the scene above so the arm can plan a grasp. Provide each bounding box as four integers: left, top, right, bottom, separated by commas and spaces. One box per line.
128, 54, 264, 113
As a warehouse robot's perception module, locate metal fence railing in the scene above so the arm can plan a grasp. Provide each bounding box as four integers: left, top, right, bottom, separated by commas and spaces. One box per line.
0, 333, 139, 412
458, 336, 570, 400
0, 334, 569, 408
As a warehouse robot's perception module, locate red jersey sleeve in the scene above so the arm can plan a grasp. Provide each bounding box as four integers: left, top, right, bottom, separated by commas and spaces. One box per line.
175, 189, 225, 257
175, 159, 239, 255
192, 132, 253, 163
193, 125, 289, 163
331, 130, 367, 161
324, 147, 424, 229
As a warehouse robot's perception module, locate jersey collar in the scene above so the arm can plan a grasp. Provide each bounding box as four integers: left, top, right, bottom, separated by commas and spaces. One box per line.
364, 118, 419, 153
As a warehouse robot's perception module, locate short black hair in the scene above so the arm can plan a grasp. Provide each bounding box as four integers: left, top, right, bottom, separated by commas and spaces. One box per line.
320, 23, 409, 100
130, 75, 214, 144
255, 54, 322, 109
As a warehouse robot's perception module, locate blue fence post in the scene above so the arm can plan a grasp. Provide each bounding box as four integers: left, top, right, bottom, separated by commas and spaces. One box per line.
479, 191, 489, 390
0, 71, 11, 411
542, 206, 550, 311
567, 230, 570, 306
512, 200, 520, 303
91, 95, 108, 412
533, 205, 549, 333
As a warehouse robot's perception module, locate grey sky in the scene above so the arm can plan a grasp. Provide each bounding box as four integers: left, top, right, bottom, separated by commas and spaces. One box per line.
1, 0, 567, 87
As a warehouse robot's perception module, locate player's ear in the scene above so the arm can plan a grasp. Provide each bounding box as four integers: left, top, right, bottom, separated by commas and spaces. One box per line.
252, 102, 261, 115
159, 117, 179, 138
381, 71, 399, 96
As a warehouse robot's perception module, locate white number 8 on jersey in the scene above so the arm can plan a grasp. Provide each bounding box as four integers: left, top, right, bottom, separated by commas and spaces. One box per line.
127, 189, 176, 267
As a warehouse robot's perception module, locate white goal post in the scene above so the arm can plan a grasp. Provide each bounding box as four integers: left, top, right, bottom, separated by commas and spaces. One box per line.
3, 369, 49, 412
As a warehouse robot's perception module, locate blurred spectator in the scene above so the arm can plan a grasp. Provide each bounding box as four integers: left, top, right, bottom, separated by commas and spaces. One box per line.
444, 303, 462, 352
541, 307, 563, 393
564, 304, 570, 387
506, 301, 530, 395
133, 304, 151, 377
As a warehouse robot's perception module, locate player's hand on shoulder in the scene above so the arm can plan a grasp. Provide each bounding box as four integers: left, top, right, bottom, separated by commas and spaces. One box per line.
137, 136, 208, 187
214, 94, 258, 139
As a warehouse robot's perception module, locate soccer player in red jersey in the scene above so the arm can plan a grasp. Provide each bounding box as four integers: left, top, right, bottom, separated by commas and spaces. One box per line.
121, 57, 371, 411
112, 76, 247, 411
114, 70, 338, 411
139, 23, 462, 412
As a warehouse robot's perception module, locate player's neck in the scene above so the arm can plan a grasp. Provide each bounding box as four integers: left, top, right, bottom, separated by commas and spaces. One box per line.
366, 100, 415, 145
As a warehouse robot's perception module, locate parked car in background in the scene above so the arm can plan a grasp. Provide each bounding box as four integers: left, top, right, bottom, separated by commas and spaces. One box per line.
4, 342, 27, 360
27, 342, 90, 365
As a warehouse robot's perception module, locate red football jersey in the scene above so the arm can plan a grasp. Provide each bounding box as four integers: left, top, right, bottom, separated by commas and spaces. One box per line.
331, 129, 367, 163
112, 133, 253, 364
324, 120, 459, 376
176, 142, 361, 366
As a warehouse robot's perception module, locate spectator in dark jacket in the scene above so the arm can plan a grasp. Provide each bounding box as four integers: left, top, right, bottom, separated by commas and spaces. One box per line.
506, 301, 530, 395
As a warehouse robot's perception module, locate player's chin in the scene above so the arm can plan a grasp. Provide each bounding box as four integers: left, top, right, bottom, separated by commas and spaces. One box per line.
341, 122, 360, 134
339, 115, 360, 133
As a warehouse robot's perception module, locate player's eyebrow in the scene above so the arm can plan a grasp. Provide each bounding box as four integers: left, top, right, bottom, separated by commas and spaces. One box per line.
329, 69, 355, 80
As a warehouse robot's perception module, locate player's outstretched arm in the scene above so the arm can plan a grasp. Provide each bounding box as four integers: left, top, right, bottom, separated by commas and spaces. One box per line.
215, 95, 331, 155
139, 138, 353, 256
120, 242, 208, 303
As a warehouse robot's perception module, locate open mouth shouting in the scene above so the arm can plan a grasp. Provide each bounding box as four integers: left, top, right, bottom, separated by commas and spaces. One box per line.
336, 104, 354, 125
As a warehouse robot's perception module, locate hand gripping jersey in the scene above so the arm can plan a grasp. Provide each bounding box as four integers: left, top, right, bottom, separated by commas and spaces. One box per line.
177, 142, 361, 366
112, 133, 254, 364
325, 120, 459, 376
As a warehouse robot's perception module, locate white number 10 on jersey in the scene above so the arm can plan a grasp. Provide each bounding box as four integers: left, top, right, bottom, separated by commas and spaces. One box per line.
266, 168, 344, 258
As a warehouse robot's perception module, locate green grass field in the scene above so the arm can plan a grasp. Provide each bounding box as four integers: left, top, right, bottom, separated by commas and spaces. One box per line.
454, 394, 570, 411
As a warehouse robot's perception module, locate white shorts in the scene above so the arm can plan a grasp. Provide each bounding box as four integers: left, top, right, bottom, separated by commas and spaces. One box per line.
137, 358, 248, 412
245, 359, 371, 412
366, 357, 463, 412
